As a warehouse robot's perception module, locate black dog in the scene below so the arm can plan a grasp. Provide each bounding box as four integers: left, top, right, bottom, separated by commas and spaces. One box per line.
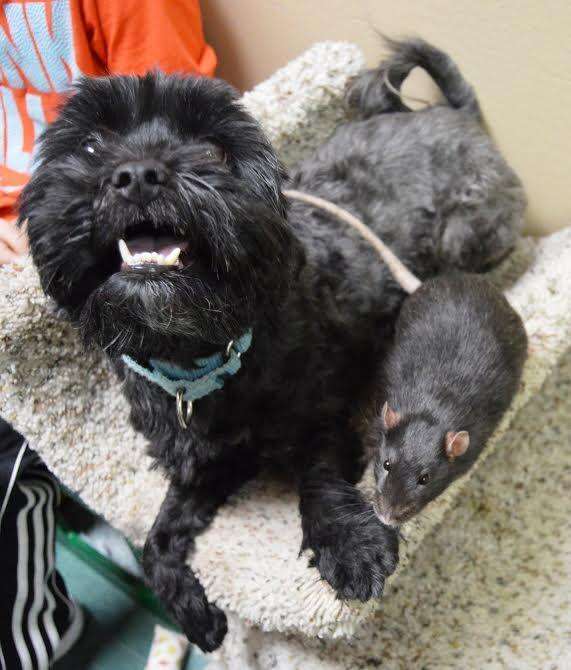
21, 39, 525, 651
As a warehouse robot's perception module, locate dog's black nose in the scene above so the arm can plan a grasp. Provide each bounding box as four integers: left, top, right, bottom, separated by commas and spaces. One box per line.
111, 160, 168, 205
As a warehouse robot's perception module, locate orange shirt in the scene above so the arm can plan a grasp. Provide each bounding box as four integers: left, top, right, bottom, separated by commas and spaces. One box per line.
0, 0, 216, 219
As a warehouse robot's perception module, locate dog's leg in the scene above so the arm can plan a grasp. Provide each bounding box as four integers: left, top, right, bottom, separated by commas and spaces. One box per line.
142, 450, 258, 652
299, 461, 399, 601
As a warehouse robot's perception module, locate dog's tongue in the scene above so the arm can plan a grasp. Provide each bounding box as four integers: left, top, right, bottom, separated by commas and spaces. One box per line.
127, 235, 185, 256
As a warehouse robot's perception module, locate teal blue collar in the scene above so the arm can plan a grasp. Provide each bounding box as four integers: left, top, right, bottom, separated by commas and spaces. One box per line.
121, 330, 253, 428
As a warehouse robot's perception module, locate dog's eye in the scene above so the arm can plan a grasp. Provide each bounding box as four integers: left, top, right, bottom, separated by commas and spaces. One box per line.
418, 473, 430, 485
205, 144, 226, 163
383, 460, 391, 472
80, 137, 98, 155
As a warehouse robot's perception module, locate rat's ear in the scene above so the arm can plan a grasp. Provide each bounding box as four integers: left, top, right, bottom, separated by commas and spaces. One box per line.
382, 402, 401, 431
444, 431, 470, 460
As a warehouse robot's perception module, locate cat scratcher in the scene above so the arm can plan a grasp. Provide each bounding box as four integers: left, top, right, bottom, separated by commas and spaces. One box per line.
1, 44, 570, 669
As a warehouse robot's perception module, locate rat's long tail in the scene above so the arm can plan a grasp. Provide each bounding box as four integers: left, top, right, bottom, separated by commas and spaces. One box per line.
284, 189, 421, 295
345, 37, 481, 120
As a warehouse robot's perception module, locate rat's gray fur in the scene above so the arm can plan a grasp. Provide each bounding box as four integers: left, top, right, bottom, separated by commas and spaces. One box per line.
290, 37, 526, 276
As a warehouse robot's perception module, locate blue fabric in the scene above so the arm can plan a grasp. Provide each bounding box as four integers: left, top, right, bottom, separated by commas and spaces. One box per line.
121, 330, 253, 403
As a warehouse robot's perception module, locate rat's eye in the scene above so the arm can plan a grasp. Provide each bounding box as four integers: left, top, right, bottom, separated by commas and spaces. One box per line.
418, 473, 430, 485
383, 460, 391, 472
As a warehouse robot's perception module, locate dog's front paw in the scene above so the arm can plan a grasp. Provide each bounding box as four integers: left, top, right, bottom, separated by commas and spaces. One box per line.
307, 515, 399, 602
144, 559, 227, 652
176, 593, 228, 653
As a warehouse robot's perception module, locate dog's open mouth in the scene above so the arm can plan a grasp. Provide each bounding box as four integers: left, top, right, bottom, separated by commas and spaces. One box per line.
117, 224, 190, 271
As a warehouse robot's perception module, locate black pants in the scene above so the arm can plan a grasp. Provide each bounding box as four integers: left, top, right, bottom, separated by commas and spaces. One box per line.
0, 419, 81, 670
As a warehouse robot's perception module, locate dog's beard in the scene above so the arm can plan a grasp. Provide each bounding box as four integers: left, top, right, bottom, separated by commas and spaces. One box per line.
22, 73, 303, 361
81, 269, 245, 359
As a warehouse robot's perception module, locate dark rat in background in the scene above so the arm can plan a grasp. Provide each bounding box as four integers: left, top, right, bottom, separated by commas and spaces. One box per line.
285, 196, 528, 528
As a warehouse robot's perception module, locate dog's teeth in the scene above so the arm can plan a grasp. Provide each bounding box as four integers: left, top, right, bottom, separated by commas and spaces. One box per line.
119, 243, 183, 268
164, 247, 181, 265
130, 252, 147, 264
118, 239, 133, 264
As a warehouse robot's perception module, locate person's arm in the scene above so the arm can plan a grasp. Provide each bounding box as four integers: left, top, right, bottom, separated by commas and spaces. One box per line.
0, 218, 27, 265
0, 169, 31, 249
78, 0, 216, 77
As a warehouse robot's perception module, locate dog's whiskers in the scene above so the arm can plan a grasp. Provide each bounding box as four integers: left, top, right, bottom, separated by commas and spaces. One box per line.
103, 330, 123, 353
65, 232, 90, 245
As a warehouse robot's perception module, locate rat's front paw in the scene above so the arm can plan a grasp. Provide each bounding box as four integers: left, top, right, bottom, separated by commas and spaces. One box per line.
307, 515, 399, 601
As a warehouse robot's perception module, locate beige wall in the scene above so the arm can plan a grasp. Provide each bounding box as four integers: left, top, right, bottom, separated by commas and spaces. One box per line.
203, 0, 571, 236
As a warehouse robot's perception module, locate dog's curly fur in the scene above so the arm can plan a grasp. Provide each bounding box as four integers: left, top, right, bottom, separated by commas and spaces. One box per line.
20, 39, 526, 651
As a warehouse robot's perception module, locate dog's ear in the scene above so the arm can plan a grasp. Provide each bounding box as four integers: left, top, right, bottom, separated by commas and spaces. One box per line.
238, 147, 286, 218
220, 101, 287, 218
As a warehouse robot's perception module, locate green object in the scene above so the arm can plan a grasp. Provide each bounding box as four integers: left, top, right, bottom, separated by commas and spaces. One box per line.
56, 527, 172, 624
55, 484, 209, 667
54, 538, 207, 669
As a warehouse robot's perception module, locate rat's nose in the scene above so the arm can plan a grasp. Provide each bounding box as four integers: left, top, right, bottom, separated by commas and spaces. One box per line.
112, 159, 168, 205
374, 495, 398, 527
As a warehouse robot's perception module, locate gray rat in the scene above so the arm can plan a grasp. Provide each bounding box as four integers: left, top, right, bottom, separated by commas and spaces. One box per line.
285, 190, 528, 527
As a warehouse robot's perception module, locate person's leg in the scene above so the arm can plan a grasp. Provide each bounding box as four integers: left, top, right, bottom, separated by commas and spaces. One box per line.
0, 418, 83, 670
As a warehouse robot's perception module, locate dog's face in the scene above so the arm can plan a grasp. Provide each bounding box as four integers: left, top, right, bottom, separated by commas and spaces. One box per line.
21, 73, 301, 359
